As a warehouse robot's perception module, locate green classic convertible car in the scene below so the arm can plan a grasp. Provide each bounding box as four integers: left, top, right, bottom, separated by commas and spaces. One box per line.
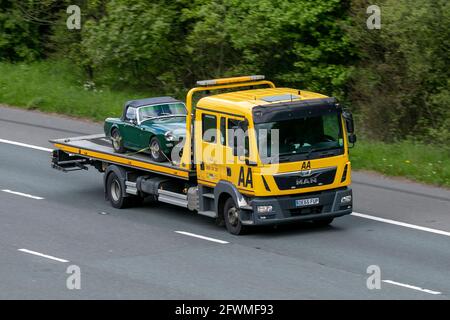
104, 97, 187, 162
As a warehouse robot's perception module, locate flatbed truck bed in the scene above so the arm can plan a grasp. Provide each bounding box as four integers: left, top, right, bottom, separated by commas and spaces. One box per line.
50, 134, 194, 180
51, 133, 225, 221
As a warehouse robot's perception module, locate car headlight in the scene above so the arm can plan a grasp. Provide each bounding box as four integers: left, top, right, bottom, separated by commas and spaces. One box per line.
340, 195, 352, 203
257, 205, 273, 214
164, 131, 174, 141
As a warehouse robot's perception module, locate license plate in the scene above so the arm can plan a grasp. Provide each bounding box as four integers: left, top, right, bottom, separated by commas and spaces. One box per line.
295, 198, 319, 207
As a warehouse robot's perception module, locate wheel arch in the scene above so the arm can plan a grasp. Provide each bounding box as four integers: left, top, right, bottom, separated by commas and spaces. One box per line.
217, 193, 232, 220
110, 124, 120, 136
148, 133, 157, 145
213, 180, 248, 217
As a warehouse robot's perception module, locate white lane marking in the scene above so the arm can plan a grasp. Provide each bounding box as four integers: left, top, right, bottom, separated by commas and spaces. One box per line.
2, 189, 44, 200
18, 249, 69, 263
351, 212, 450, 238
3, 136, 450, 240
0, 138, 52, 152
382, 280, 441, 295
175, 231, 229, 244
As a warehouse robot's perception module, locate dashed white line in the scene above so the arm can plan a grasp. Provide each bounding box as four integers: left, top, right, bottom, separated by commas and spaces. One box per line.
0, 138, 52, 152
2, 136, 449, 240
18, 249, 69, 263
352, 212, 450, 238
175, 231, 229, 244
2, 189, 44, 200
383, 280, 441, 295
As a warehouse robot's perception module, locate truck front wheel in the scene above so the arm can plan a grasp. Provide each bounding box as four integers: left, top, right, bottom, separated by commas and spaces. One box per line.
223, 197, 248, 235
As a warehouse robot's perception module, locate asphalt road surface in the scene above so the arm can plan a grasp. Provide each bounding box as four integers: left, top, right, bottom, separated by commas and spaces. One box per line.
1, 105, 449, 299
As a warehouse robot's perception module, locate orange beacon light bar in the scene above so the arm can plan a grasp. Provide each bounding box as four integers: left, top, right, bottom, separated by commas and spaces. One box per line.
196, 75, 265, 86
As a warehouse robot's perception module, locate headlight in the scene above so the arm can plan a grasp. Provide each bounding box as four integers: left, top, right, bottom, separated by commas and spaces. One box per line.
164, 131, 174, 141
341, 195, 352, 203
257, 205, 273, 214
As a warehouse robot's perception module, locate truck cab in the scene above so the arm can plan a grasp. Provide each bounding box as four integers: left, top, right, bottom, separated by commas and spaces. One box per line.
181, 76, 355, 234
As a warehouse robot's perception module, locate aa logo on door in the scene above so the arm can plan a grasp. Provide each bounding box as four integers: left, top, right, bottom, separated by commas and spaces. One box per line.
238, 167, 253, 188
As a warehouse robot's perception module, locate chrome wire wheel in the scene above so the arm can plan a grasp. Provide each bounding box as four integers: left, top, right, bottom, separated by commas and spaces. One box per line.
150, 139, 160, 159
112, 134, 120, 150
111, 129, 125, 153
149, 137, 166, 162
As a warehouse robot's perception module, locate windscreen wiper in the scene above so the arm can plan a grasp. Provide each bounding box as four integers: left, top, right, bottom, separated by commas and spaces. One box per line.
266, 147, 339, 163
270, 150, 318, 162
157, 114, 187, 119
306, 147, 340, 159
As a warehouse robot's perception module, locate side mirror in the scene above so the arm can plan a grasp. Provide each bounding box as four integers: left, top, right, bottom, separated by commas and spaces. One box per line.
131, 118, 138, 125
342, 111, 354, 134
233, 135, 239, 156
232, 120, 250, 157
233, 135, 246, 157
238, 119, 249, 131
342, 111, 356, 147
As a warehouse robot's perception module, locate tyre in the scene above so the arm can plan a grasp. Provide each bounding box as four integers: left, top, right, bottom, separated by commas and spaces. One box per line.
223, 197, 248, 235
149, 137, 166, 162
311, 217, 334, 227
106, 172, 133, 209
111, 128, 126, 153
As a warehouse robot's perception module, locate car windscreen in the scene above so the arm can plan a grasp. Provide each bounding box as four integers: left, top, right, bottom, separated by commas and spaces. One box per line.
255, 112, 344, 163
139, 103, 187, 120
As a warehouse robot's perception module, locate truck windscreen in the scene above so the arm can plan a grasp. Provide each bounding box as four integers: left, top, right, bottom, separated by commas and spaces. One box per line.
255, 112, 344, 163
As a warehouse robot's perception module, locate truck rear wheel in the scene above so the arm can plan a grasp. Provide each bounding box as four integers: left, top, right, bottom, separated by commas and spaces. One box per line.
106, 171, 133, 208
223, 197, 248, 235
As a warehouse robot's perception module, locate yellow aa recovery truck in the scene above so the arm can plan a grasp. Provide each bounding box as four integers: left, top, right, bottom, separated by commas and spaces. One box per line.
51, 75, 356, 234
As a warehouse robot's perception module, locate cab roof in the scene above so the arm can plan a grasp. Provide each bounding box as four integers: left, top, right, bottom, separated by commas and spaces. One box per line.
196, 87, 329, 116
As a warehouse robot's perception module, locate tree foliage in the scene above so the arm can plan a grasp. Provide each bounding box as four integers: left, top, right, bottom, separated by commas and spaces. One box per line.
65, 0, 353, 97
349, 0, 450, 143
0, 0, 448, 144
0, 0, 42, 61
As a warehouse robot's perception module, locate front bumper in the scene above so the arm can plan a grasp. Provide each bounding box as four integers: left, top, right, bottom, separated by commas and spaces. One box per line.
240, 187, 352, 226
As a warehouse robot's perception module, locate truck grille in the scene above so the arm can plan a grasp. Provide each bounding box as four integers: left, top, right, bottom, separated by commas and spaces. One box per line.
274, 167, 337, 190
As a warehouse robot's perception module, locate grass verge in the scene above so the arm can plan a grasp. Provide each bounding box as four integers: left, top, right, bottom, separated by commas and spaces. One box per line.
351, 140, 450, 188
1, 61, 449, 188
0, 60, 150, 121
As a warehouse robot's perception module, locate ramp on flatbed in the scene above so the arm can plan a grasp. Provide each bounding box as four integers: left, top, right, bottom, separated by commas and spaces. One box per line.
50, 134, 193, 180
